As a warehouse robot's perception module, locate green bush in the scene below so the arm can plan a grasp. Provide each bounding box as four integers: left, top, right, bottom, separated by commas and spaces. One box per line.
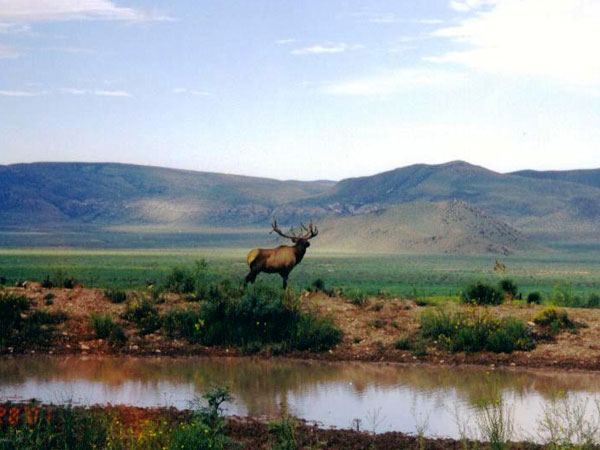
89, 313, 115, 339
532, 307, 575, 331
499, 279, 518, 299
527, 292, 542, 305
163, 283, 342, 353
269, 416, 297, 450
294, 313, 342, 352
420, 309, 535, 353
122, 297, 161, 335
462, 282, 504, 305
0, 293, 67, 350
164, 260, 209, 294
588, 293, 600, 308
394, 336, 412, 350
163, 266, 195, 294
346, 289, 369, 307
103, 288, 127, 304
0, 293, 30, 346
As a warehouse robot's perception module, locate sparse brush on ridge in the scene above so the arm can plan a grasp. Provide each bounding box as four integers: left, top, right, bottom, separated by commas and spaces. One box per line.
104, 288, 127, 303
420, 308, 535, 353
162, 283, 341, 353
1, 292, 67, 350
89, 313, 127, 344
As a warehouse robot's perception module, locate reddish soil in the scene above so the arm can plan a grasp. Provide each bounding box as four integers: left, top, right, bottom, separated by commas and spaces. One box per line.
5, 284, 600, 372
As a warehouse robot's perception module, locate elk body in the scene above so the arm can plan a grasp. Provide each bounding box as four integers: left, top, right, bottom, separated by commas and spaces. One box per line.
245, 220, 318, 289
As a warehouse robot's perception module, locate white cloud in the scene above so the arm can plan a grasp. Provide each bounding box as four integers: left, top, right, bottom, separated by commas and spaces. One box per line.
60, 87, 86, 95
0, 0, 169, 23
323, 68, 465, 96
346, 12, 443, 24
0, 89, 45, 96
172, 88, 212, 96
431, 0, 600, 86
449, 0, 496, 12
94, 90, 132, 97
275, 38, 296, 45
291, 43, 362, 55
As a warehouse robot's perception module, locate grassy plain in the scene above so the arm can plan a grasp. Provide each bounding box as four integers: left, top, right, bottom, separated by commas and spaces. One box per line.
1, 245, 599, 300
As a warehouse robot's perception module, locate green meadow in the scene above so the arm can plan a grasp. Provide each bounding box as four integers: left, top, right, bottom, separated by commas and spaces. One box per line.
1, 245, 599, 301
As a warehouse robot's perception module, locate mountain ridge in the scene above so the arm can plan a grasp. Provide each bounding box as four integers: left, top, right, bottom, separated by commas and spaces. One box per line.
2, 160, 600, 253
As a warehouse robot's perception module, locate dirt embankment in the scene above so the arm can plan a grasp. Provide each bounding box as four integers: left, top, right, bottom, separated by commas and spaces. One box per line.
5, 284, 600, 371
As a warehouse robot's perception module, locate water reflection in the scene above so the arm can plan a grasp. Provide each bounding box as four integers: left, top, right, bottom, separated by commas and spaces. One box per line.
1, 356, 599, 438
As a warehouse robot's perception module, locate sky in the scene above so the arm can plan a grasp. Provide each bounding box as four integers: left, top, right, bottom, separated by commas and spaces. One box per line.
1, 0, 599, 181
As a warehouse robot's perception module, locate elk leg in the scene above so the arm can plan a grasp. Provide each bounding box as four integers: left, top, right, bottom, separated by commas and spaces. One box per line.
281, 272, 289, 289
245, 270, 258, 284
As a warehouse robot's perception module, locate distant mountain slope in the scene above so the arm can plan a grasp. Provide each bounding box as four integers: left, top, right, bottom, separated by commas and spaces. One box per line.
0, 163, 334, 226
513, 168, 600, 190
317, 200, 534, 254
290, 161, 600, 239
2, 160, 600, 252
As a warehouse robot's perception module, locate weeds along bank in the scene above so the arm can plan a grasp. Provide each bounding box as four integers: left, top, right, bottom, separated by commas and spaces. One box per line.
2, 263, 600, 370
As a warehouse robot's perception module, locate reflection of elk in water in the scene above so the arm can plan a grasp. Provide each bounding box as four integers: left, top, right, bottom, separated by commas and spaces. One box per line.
245, 220, 318, 289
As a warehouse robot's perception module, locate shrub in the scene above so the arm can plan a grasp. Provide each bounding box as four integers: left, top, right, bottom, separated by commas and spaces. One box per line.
310, 278, 325, 292
294, 313, 342, 352
89, 313, 115, 339
346, 289, 369, 307
587, 293, 600, 308
499, 279, 518, 299
43, 293, 55, 305
164, 260, 209, 295
370, 318, 384, 329
0, 293, 30, 346
163, 266, 196, 294
269, 416, 297, 450
527, 292, 542, 305
104, 288, 127, 304
532, 307, 575, 330
122, 296, 161, 335
420, 309, 535, 353
395, 336, 412, 350
164, 283, 342, 353
462, 282, 504, 305
41, 275, 54, 288
0, 293, 67, 350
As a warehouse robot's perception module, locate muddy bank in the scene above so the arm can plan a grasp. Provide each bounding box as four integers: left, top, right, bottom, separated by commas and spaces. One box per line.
4, 285, 600, 372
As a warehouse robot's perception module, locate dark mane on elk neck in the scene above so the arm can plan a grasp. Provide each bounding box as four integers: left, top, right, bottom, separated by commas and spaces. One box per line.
244, 219, 318, 289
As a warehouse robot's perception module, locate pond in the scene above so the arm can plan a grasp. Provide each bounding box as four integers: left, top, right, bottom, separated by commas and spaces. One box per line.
1, 356, 599, 440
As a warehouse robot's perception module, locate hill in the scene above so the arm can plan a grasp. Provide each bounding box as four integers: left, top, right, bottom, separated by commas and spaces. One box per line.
512, 168, 600, 190
0, 162, 334, 227
289, 161, 600, 239
2, 161, 600, 253
317, 200, 534, 255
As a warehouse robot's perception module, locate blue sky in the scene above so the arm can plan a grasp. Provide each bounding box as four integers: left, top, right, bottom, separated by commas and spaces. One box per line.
1, 0, 599, 180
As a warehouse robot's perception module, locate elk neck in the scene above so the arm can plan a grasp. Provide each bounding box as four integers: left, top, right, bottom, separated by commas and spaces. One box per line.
293, 242, 308, 263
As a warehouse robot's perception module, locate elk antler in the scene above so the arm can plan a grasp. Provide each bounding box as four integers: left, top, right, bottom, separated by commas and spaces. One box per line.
299, 220, 318, 240
270, 219, 318, 241
270, 219, 299, 240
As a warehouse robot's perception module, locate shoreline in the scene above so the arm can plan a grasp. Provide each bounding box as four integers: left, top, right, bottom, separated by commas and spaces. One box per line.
3, 285, 600, 372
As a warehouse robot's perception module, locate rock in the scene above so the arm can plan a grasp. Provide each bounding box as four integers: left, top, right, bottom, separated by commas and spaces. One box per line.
80, 343, 90, 350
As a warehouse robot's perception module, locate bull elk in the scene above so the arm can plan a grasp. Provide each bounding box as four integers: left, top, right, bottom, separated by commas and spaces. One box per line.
245, 220, 318, 289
